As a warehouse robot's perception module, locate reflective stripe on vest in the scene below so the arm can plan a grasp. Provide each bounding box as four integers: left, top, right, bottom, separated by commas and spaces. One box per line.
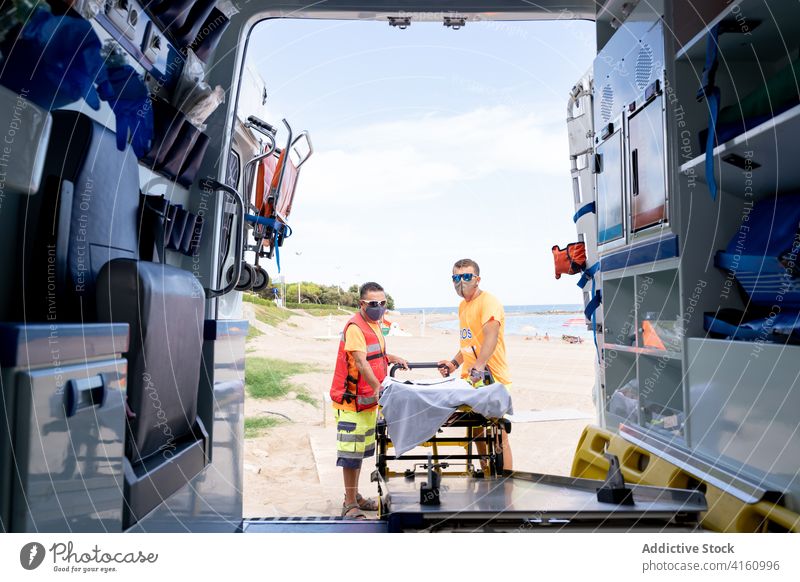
357, 395, 378, 407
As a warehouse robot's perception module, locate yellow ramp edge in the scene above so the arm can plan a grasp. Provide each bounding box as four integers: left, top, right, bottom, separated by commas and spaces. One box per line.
570, 425, 800, 533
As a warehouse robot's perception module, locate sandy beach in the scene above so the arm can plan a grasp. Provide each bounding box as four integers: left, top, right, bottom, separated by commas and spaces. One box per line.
242, 307, 597, 518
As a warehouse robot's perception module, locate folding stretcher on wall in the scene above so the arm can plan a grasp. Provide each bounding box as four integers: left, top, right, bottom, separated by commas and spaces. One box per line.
232, 116, 313, 292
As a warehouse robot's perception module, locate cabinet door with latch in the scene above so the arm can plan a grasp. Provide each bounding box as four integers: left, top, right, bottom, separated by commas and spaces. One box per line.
629, 94, 667, 232
596, 128, 625, 245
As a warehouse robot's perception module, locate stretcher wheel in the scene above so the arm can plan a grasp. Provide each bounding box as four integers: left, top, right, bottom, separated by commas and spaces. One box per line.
251, 266, 270, 292
228, 263, 255, 291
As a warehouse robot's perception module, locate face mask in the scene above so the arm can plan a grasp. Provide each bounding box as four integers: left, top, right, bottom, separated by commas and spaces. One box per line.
454, 279, 477, 298
365, 305, 386, 322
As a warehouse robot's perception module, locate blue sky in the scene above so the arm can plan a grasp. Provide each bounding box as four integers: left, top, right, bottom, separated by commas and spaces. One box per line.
244, 17, 595, 308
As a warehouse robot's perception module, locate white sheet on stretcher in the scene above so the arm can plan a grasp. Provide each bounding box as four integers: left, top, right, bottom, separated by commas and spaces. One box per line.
378, 377, 514, 456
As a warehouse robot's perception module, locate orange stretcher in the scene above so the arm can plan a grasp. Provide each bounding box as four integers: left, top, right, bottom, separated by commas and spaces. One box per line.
244, 116, 313, 264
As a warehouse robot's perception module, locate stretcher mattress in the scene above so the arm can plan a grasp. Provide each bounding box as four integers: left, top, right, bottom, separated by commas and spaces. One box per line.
378, 377, 513, 455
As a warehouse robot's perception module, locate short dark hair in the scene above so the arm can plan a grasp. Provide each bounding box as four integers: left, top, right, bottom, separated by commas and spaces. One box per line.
359, 282, 384, 298
453, 258, 480, 275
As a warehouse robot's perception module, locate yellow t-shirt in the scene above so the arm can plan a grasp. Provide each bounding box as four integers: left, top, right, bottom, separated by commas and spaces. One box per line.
333, 320, 385, 411
344, 321, 385, 353
458, 291, 511, 386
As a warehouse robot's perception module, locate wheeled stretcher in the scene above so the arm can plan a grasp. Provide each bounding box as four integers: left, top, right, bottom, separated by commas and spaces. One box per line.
366, 362, 708, 532
375, 362, 512, 481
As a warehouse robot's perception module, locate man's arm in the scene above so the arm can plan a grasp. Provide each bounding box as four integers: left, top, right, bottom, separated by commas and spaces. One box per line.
473, 320, 500, 371
351, 351, 381, 392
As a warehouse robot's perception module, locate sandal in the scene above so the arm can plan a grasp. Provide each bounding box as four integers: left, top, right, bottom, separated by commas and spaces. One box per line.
341, 502, 366, 520
356, 493, 379, 511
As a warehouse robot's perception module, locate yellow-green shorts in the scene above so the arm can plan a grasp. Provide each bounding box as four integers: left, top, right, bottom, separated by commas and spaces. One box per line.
334, 407, 377, 469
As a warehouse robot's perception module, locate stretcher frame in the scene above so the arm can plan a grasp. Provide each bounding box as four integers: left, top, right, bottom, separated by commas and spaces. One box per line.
243, 116, 313, 265
375, 362, 511, 480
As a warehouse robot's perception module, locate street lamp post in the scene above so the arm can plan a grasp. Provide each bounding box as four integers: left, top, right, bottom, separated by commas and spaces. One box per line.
295, 251, 303, 305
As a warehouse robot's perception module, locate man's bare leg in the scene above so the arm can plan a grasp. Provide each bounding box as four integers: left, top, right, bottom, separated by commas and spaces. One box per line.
499, 430, 513, 471
474, 427, 513, 473
343, 466, 360, 506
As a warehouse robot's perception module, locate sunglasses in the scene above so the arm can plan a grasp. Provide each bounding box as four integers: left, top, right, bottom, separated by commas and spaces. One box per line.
361, 300, 387, 308
452, 273, 477, 283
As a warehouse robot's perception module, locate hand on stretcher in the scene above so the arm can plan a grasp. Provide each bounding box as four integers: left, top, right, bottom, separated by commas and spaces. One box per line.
436, 360, 492, 387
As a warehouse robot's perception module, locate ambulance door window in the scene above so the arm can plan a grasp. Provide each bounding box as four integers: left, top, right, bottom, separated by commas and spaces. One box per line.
629, 95, 667, 232
596, 130, 624, 244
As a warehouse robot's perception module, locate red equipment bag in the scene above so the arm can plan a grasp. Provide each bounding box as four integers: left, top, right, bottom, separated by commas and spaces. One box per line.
552, 242, 587, 279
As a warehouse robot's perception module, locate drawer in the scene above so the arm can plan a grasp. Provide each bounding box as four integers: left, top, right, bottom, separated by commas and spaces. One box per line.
10, 359, 127, 532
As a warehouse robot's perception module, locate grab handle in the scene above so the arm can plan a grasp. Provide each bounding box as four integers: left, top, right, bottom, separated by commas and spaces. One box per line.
245, 115, 277, 137
201, 179, 245, 298
389, 362, 442, 377
64, 375, 106, 418
290, 131, 314, 169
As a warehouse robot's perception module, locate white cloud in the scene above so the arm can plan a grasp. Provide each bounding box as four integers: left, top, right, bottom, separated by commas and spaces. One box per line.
298, 106, 569, 204
274, 105, 582, 307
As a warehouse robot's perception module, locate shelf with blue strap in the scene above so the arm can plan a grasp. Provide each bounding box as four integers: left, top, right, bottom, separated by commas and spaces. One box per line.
707, 192, 800, 343
695, 20, 753, 201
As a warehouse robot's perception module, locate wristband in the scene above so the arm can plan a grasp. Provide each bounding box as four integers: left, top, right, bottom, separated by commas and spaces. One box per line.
450, 359, 459, 368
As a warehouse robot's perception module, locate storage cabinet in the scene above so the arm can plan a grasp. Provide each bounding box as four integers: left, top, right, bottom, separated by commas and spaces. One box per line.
593, 0, 800, 507
601, 266, 684, 439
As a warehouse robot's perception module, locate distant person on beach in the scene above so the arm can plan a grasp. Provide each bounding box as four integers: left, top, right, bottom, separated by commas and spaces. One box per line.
329, 282, 408, 519
437, 258, 513, 470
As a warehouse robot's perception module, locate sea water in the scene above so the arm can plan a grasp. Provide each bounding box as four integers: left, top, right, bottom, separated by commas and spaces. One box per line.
397, 304, 591, 338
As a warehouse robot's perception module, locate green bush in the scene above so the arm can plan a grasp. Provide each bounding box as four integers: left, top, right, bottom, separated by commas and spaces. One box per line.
282, 282, 394, 309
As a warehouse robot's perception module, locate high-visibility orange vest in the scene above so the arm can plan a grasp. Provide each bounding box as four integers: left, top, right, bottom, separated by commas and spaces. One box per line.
330, 314, 388, 411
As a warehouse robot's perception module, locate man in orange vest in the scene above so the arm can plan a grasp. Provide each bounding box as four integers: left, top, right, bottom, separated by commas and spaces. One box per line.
437, 258, 513, 471
330, 282, 408, 519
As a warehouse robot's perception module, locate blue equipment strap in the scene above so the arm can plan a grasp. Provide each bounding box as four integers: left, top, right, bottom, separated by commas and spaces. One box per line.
704, 313, 762, 341
245, 214, 294, 273
245, 214, 278, 227
577, 261, 600, 289
697, 24, 721, 201
274, 236, 281, 273
585, 286, 602, 362
573, 202, 596, 223
584, 289, 602, 323
715, 251, 776, 274
705, 89, 720, 200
